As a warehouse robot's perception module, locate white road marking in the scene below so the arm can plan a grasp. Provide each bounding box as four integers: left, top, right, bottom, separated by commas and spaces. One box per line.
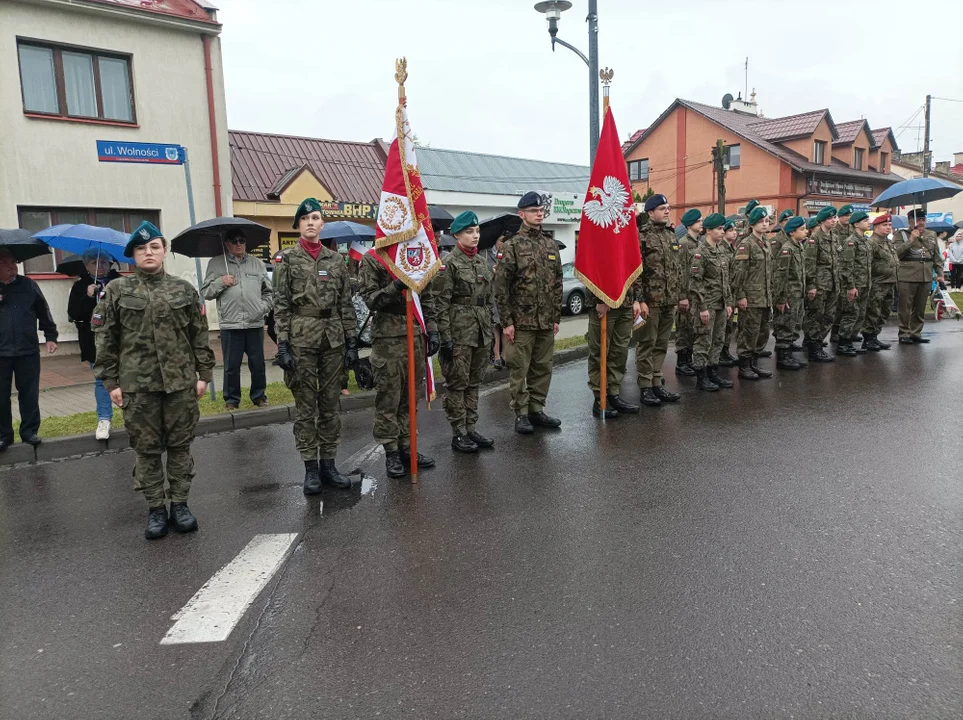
160, 533, 299, 645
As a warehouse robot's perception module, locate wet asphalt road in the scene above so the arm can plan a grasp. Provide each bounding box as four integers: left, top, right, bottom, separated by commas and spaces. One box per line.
1, 323, 961, 719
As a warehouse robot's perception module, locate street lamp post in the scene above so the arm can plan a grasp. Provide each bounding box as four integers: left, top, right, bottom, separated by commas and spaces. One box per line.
534, 0, 600, 162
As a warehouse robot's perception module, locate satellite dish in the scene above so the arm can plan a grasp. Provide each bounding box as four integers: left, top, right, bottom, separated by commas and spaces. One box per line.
722, 93, 734, 110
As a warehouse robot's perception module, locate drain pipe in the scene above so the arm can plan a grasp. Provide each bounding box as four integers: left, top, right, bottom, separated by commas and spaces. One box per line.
202, 34, 223, 217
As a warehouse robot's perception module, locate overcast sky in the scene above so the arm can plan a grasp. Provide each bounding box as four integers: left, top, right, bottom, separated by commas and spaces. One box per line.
220, 0, 963, 169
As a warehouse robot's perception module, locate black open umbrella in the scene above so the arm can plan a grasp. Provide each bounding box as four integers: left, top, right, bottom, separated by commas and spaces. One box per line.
170, 217, 271, 257
429, 206, 454, 233
56, 253, 86, 277
437, 232, 457, 249
479, 213, 522, 251
0, 228, 50, 263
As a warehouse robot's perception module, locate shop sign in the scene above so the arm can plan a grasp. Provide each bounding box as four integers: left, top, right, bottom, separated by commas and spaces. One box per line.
927, 211, 954, 224
804, 200, 833, 209
321, 201, 378, 220
807, 179, 874, 199
539, 192, 583, 224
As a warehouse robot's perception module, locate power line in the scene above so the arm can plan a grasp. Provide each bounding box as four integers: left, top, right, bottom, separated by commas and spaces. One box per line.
932, 96, 963, 103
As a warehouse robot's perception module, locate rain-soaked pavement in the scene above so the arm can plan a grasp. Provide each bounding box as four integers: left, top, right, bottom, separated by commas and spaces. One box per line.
2, 323, 961, 719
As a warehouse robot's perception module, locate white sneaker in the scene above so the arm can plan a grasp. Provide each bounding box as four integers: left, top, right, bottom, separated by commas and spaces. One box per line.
95, 419, 111, 441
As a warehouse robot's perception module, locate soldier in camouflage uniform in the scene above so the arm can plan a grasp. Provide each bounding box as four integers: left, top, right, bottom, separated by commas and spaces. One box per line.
635, 193, 686, 407
772, 216, 809, 371
434, 211, 496, 453
803, 206, 841, 362
767, 209, 795, 257
862, 214, 898, 351
93, 221, 215, 540
493, 191, 563, 435
830, 204, 855, 343
687, 213, 733, 392
836, 211, 874, 356
719, 219, 740, 367
673, 209, 702, 378
273, 198, 358, 494
734, 199, 760, 240
731, 206, 775, 380
359, 249, 440, 478
896, 208, 944, 344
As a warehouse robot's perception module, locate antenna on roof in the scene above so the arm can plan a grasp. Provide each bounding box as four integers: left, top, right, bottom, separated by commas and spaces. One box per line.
744, 57, 749, 100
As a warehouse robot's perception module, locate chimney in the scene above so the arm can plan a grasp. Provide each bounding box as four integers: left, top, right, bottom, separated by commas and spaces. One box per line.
730, 89, 759, 116
935, 161, 950, 175
955, 151, 963, 166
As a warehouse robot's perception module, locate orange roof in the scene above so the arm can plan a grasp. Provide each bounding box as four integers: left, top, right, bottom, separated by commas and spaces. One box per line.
84, 0, 218, 24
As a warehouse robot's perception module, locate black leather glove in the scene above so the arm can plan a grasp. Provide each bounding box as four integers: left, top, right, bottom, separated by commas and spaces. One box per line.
439, 340, 454, 363
393, 278, 407, 291
426, 331, 440, 357
274, 341, 296, 371
344, 337, 359, 368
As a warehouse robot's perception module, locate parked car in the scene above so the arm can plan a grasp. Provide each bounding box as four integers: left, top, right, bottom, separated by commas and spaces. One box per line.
562, 262, 587, 315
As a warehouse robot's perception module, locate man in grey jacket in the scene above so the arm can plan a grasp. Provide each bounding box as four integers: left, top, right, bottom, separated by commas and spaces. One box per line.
202, 231, 273, 409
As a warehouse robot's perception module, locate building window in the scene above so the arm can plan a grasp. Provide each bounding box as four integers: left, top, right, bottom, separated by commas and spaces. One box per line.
17, 40, 135, 123
879, 152, 888, 173
723, 144, 741, 169
813, 140, 826, 164
18, 208, 156, 274
628, 159, 649, 182
853, 148, 864, 170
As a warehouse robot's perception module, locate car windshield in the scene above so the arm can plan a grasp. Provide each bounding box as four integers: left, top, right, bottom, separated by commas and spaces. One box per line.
562, 263, 575, 279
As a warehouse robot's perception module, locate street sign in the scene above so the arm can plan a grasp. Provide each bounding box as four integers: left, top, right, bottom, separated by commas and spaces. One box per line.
96, 140, 185, 165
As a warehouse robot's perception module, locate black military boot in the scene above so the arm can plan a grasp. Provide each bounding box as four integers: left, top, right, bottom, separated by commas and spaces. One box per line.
319, 458, 352, 489
399, 449, 436, 469
776, 348, 802, 370
853, 337, 868, 354
607, 395, 640, 414
751, 354, 773, 378
789, 342, 806, 352
695, 368, 720, 392
145, 506, 169, 540
707, 365, 734, 389
451, 434, 480, 453
738, 357, 760, 380
592, 399, 619, 419
467, 430, 495, 449
169, 502, 198, 533
652, 383, 680, 402
675, 350, 696, 377
876, 335, 892, 350
385, 450, 406, 479
529, 411, 562, 428
863, 334, 882, 352
640, 387, 662, 407
515, 415, 535, 434
718, 348, 738, 367
830, 332, 840, 344
837, 339, 858, 357
303, 459, 323, 495
757, 349, 773, 358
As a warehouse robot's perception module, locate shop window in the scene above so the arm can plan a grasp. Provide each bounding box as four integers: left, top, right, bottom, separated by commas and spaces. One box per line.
879, 152, 889, 173
628, 159, 649, 182
853, 147, 864, 171
813, 140, 826, 164
17, 39, 135, 123
18, 207, 157, 274
723, 144, 741, 169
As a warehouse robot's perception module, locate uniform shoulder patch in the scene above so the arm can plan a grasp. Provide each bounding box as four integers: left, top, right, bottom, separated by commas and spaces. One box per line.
781, 249, 789, 255
496, 252, 503, 260
848, 241, 855, 246
694, 253, 702, 259
91, 312, 104, 327
734, 253, 750, 260
808, 239, 816, 244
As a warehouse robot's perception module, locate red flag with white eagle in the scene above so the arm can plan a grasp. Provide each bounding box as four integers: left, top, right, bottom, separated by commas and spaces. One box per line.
574, 107, 642, 307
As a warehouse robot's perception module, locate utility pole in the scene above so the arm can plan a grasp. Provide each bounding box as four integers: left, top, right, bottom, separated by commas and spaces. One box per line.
923, 93, 931, 212
714, 139, 727, 213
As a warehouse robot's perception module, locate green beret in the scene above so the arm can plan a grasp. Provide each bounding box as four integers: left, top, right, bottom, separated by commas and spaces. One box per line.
124, 220, 164, 258
837, 204, 854, 217
744, 199, 760, 215
703, 213, 726, 230
815, 206, 838, 223
850, 211, 870, 224
785, 216, 806, 234
748, 207, 769, 225
293, 197, 323, 228
724, 220, 737, 232
450, 210, 479, 235
779, 209, 795, 222
681, 209, 702, 227
806, 217, 820, 230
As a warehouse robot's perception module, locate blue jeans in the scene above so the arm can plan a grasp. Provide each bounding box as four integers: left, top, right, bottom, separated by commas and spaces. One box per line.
90, 362, 112, 420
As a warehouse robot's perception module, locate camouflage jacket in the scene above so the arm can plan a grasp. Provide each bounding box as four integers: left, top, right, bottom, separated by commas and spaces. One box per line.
869, 232, 899, 285
492, 225, 562, 330
273, 242, 356, 349
731, 234, 773, 307
831, 221, 852, 247
358, 252, 437, 339
638, 222, 685, 306
678, 233, 700, 298
435, 245, 494, 347
895, 229, 942, 283
93, 269, 215, 393
768, 228, 788, 258
805, 227, 841, 292
774, 238, 807, 304
688, 240, 731, 312
839, 230, 873, 290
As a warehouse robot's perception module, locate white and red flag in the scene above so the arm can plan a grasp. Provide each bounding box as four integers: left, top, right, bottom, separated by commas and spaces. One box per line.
348, 240, 366, 263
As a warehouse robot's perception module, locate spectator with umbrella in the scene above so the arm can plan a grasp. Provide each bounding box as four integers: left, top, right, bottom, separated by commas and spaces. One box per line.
895, 209, 944, 343
947, 230, 963, 289
0, 233, 58, 451
66, 248, 122, 439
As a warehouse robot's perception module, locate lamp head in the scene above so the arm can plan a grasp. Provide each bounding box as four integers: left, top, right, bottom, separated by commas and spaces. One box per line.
534, 1, 572, 34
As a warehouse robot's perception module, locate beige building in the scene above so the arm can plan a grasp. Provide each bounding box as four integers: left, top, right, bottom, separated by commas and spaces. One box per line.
0, 0, 232, 346
891, 151, 963, 223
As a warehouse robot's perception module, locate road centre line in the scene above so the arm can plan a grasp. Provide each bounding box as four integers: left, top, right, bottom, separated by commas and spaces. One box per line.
160, 533, 299, 645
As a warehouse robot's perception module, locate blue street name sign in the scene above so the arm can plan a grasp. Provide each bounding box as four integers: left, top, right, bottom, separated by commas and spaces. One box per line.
96, 140, 185, 165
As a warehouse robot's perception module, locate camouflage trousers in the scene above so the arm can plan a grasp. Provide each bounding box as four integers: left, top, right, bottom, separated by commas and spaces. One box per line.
587, 306, 634, 398
804, 287, 839, 345
863, 282, 896, 335
636, 304, 675, 388
370, 335, 425, 451
691, 308, 727, 369
288, 342, 344, 461
897, 281, 929, 339
124, 388, 199, 508
675, 308, 694, 355
504, 328, 555, 415
736, 307, 771, 359
441, 344, 488, 435
838, 287, 870, 340
772, 302, 805, 349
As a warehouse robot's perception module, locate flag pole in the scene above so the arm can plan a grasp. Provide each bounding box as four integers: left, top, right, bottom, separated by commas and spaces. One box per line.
599, 68, 614, 414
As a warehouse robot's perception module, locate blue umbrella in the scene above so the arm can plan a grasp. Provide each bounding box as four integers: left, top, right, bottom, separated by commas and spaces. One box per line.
32, 224, 130, 265
891, 215, 908, 230
317, 221, 375, 245
927, 221, 956, 233
871, 177, 962, 209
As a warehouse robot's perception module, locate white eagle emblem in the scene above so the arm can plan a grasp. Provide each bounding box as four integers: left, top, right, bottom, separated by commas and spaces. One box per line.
583, 176, 633, 233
